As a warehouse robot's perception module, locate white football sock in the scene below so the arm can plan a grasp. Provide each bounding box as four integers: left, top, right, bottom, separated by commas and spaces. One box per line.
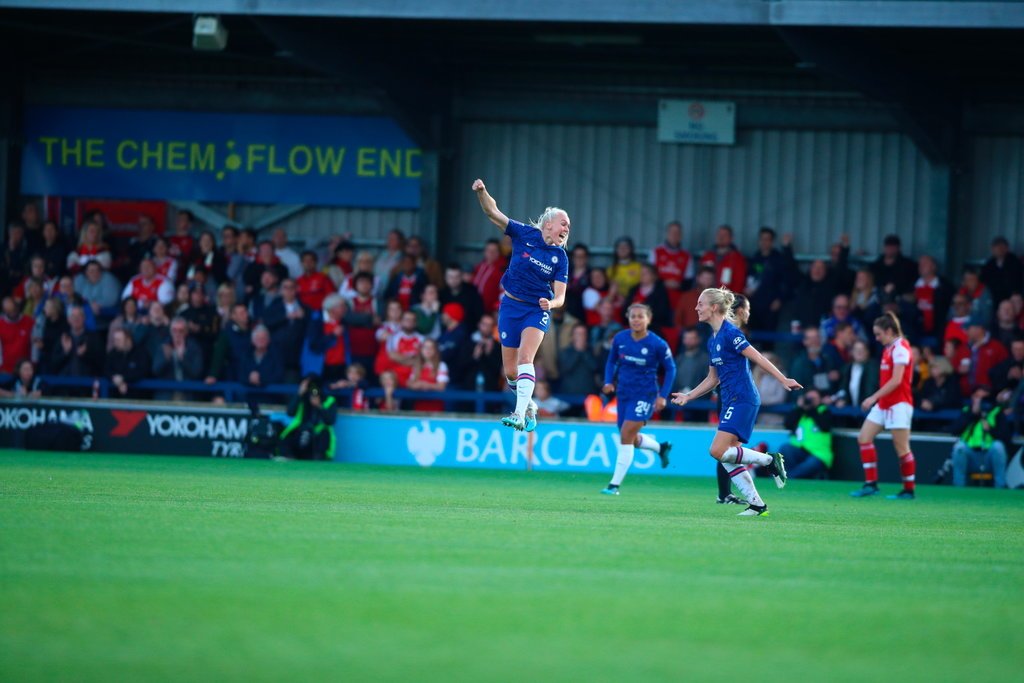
610, 443, 635, 486
637, 433, 660, 452
719, 445, 771, 466
506, 376, 517, 391
513, 364, 536, 417
725, 464, 764, 506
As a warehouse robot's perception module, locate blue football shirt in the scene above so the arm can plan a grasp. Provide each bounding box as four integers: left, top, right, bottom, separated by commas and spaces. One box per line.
604, 330, 677, 400
708, 320, 760, 406
500, 219, 569, 302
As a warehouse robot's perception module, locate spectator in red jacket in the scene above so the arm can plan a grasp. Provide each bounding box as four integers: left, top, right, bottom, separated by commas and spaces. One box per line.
472, 238, 507, 314
961, 316, 1009, 396
699, 224, 747, 293
649, 220, 694, 294
914, 254, 953, 339
296, 250, 336, 311
0, 296, 35, 373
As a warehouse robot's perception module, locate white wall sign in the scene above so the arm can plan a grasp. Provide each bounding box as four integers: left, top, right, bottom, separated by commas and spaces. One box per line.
658, 100, 736, 145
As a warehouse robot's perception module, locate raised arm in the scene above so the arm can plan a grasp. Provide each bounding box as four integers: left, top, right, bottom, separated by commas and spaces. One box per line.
742, 345, 802, 391
472, 179, 510, 230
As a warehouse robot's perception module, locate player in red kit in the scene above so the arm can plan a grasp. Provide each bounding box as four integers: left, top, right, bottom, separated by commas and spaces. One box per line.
851, 312, 917, 499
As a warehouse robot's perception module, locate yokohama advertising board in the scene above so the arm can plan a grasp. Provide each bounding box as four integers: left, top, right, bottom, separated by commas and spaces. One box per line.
0, 400, 250, 457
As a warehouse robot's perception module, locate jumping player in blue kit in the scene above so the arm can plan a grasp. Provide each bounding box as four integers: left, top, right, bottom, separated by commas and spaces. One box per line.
672, 287, 801, 516
472, 178, 570, 432
599, 303, 676, 495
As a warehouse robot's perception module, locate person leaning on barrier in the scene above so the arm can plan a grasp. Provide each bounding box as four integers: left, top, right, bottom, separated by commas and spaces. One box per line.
279, 374, 338, 460
947, 389, 1013, 488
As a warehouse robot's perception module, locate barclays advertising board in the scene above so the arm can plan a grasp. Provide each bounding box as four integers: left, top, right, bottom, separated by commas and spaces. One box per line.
21, 106, 422, 208
334, 414, 787, 477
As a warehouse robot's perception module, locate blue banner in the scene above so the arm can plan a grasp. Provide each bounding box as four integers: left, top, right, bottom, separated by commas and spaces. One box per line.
334, 413, 786, 477
21, 106, 422, 208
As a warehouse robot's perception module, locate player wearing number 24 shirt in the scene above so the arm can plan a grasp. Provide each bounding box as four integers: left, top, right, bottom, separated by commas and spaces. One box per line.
599, 303, 676, 496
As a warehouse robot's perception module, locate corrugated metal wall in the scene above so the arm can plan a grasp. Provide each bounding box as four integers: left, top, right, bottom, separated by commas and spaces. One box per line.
968, 136, 1024, 258
454, 122, 936, 262
225, 204, 419, 247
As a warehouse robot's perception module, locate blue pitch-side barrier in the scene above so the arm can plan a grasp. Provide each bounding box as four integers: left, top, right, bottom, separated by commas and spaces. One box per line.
0, 374, 965, 423
333, 412, 787, 477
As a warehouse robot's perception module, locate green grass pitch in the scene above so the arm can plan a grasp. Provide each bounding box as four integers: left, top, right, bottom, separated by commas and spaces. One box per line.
1, 450, 1022, 682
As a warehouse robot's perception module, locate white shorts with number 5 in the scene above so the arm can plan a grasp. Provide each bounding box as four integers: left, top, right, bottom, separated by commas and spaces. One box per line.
866, 402, 913, 430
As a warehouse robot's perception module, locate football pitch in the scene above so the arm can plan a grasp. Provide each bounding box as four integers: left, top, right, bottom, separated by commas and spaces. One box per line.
1, 450, 1021, 682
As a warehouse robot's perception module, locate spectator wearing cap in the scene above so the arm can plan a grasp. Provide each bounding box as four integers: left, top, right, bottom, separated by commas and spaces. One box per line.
439, 263, 484, 332
960, 315, 1009, 396
74, 260, 121, 330
980, 236, 1023, 306
699, 224, 747, 293
957, 266, 993, 327
914, 254, 954, 341
272, 227, 303, 279
870, 234, 917, 301
437, 301, 471, 388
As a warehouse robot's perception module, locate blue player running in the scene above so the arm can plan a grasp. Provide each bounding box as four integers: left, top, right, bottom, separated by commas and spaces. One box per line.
472, 178, 570, 432
671, 287, 801, 516
600, 303, 676, 495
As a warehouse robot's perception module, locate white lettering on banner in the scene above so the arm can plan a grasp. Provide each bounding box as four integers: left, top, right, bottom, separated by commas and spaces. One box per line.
571, 434, 611, 469
455, 428, 479, 462
479, 430, 506, 464
510, 431, 530, 465
539, 430, 570, 466
145, 414, 247, 440
0, 406, 93, 432
212, 441, 245, 458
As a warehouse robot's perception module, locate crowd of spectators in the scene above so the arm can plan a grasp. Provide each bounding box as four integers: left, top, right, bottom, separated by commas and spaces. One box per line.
1, 201, 1023, 434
